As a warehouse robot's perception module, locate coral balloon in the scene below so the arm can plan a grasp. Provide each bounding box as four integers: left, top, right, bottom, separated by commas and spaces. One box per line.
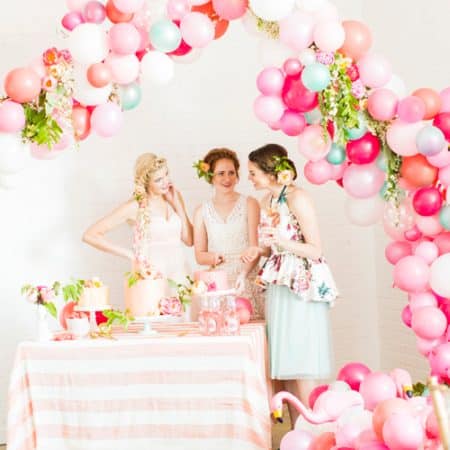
346, 132, 380, 164
400, 154, 438, 188
413, 88, 442, 120
282, 73, 318, 113
105, 0, 133, 23
393, 255, 430, 293
309, 431, 336, 450
4, 67, 41, 103
337, 362, 371, 391
87, 63, 112, 88
434, 232, 450, 255
340, 20, 372, 61
413, 187, 443, 216
71, 105, 91, 140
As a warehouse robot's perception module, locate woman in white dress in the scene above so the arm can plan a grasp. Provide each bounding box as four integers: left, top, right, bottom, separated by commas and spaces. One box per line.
193, 148, 264, 319
82, 153, 193, 287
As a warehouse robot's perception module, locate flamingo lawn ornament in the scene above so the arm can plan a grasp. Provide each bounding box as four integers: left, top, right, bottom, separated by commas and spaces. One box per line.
390, 368, 414, 399
271, 389, 364, 424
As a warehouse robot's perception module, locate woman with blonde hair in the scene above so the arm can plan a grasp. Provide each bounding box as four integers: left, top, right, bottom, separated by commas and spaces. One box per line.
83, 153, 193, 286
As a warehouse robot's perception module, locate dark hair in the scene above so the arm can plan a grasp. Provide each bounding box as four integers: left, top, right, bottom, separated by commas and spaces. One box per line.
203, 148, 240, 183
248, 144, 297, 180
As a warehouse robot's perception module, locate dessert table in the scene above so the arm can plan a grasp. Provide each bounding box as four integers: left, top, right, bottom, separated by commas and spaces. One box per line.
7, 322, 271, 450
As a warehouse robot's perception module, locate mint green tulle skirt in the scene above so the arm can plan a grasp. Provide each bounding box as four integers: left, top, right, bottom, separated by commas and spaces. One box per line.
266, 284, 332, 380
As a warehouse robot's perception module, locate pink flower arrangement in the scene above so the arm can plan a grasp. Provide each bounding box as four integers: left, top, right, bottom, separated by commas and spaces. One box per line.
21, 281, 60, 318
159, 297, 183, 316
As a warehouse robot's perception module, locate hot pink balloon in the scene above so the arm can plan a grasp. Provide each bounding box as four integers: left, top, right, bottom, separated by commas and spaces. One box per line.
385, 241, 412, 264
83, 1, 106, 23
4, 67, 41, 103
343, 163, 385, 198
412, 306, 447, 340
346, 132, 380, 164
109, 23, 140, 54
256, 67, 285, 96
433, 112, 450, 142
0, 100, 26, 133
280, 110, 306, 136
62, 11, 85, 30
180, 12, 215, 48
413, 187, 443, 216
382, 413, 424, 450
368, 88, 398, 121
298, 124, 331, 161
112, 0, 144, 14
402, 305, 412, 327
337, 362, 371, 391
282, 73, 318, 113
393, 255, 430, 293
304, 159, 333, 185
414, 241, 439, 264
358, 53, 392, 88
359, 372, 397, 411
212, 0, 247, 20
90, 102, 124, 137
397, 96, 426, 123
253, 95, 284, 124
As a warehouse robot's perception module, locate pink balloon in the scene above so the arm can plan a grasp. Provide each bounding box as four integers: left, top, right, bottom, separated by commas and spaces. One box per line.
87, 62, 112, 88
280, 110, 306, 136
414, 241, 439, 264
283, 58, 302, 76
83, 1, 106, 23
256, 67, 285, 96
112, 0, 144, 14
313, 20, 345, 52
346, 132, 380, 164
309, 384, 329, 408
109, 23, 141, 54
330, 161, 347, 180
359, 372, 397, 411
253, 95, 284, 124
413, 187, 443, 216
409, 292, 438, 311
212, 0, 247, 20
427, 147, 450, 168
304, 159, 333, 185
279, 11, 314, 52
386, 120, 423, 156
438, 165, 450, 186
382, 413, 424, 450
337, 362, 371, 391
430, 342, 450, 379
105, 53, 139, 84
417, 336, 443, 356
0, 101, 25, 133
368, 88, 398, 121
282, 73, 318, 113
61, 11, 85, 30
235, 297, 253, 315
385, 241, 412, 264
358, 53, 392, 88
412, 306, 447, 340
393, 255, 430, 293
336, 422, 365, 448
180, 12, 215, 48
397, 96, 426, 123
166, 0, 190, 21
280, 429, 313, 450
440, 87, 450, 113
416, 214, 443, 237
404, 225, 422, 241
343, 163, 385, 198
434, 232, 450, 254
90, 102, 124, 137
402, 305, 412, 327
426, 411, 439, 439
4, 67, 41, 103
298, 124, 331, 161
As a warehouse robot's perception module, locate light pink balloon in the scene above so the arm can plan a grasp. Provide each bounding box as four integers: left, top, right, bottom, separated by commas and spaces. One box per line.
61, 11, 85, 31
440, 87, 450, 113
393, 255, 430, 293
386, 120, 423, 156
313, 20, 345, 52
280, 429, 313, 450
385, 241, 412, 265
368, 88, 397, 121
279, 11, 315, 52
336, 422, 365, 448
304, 159, 333, 185
256, 67, 285, 96
109, 23, 140, 54
105, 53, 139, 84
180, 12, 214, 48
416, 214, 443, 237
83, 1, 106, 23
414, 241, 439, 264
343, 163, 385, 198
434, 232, 450, 255
112, 0, 144, 14
409, 292, 438, 311
212, 0, 247, 20
427, 147, 450, 168
358, 53, 392, 88
298, 124, 331, 161
412, 306, 447, 340
330, 161, 347, 180
430, 342, 450, 379
417, 336, 443, 356
28, 57, 46, 79
283, 58, 302, 76
359, 372, 397, 411
280, 110, 306, 136
253, 95, 284, 124
0, 101, 26, 133
438, 164, 450, 186
66, 0, 90, 11
166, 0, 190, 21
397, 96, 426, 123
382, 413, 424, 450
90, 102, 124, 137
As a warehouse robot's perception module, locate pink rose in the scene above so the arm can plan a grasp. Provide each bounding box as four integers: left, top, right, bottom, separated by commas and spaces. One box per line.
160, 297, 183, 316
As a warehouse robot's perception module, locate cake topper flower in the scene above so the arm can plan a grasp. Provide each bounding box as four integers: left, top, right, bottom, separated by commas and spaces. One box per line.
193, 159, 213, 183
273, 155, 295, 186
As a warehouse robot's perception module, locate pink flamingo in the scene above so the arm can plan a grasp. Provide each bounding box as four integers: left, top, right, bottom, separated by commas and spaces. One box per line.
390, 368, 414, 399
271, 389, 364, 424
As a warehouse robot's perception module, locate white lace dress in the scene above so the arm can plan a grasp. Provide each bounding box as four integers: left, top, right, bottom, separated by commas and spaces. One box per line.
201, 195, 264, 319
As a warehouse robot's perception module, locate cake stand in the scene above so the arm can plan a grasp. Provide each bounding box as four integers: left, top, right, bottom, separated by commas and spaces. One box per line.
74, 305, 110, 332
134, 314, 182, 336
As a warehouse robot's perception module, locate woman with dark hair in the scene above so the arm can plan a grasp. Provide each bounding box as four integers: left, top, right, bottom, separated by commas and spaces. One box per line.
245, 143, 338, 425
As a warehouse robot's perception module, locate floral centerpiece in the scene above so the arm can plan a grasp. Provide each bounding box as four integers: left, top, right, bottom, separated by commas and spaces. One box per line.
21, 281, 60, 318
126, 261, 163, 287
165, 276, 208, 314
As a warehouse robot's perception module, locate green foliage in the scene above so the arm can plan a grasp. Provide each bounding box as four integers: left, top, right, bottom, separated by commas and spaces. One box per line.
62, 279, 85, 303
168, 276, 193, 309
102, 309, 134, 330
125, 271, 140, 287
193, 160, 213, 183
43, 302, 57, 318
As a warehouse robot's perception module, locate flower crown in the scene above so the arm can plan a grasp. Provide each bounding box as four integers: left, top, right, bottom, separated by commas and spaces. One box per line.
193, 159, 213, 183
273, 156, 295, 186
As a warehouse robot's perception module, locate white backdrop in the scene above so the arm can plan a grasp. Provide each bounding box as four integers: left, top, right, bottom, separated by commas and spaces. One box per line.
1, 0, 449, 443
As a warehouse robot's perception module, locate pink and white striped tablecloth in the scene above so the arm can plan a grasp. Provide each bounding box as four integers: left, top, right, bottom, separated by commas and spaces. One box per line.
7, 322, 271, 450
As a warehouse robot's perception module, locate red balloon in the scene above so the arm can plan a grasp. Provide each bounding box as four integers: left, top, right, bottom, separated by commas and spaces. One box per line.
433, 112, 450, 142
346, 132, 380, 164
281, 73, 318, 113
4, 67, 41, 103
412, 187, 443, 216
308, 384, 329, 408
337, 362, 371, 391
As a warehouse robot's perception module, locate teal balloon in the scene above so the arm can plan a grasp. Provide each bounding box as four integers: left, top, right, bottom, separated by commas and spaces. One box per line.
346, 114, 367, 140
120, 83, 142, 111
305, 108, 322, 125
327, 143, 346, 165
301, 63, 330, 92
376, 153, 387, 172
149, 19, 181, 53
379, 181, 389, 198
439, 205, 450, 230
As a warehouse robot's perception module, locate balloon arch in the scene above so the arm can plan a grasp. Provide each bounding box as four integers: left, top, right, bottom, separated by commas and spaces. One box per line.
2, 0, 450, 447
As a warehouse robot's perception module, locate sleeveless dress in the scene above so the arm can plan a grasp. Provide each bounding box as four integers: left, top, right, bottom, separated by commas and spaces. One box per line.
256, 192, 338, 380
202, 195, 264, 320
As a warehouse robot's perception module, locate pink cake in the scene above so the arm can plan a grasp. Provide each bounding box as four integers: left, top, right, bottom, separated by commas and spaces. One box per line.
124, 278, 166, 317
78, 286, 110, 309
193, 269, 229, 291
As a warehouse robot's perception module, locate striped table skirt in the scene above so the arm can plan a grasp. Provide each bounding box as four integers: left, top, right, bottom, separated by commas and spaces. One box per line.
7, 321, 271, 450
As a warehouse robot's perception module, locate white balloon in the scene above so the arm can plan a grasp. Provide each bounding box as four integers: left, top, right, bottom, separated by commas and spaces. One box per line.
383, 74, 407, 99
140, 51, 175, 85
0, 133, 30, 174
249, 0, 296, 21
345, 195, 384, 226
73, 65, 112, 106
258, 38, 296, 67
68, 23, 109, 65
430, 254, 450, 298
